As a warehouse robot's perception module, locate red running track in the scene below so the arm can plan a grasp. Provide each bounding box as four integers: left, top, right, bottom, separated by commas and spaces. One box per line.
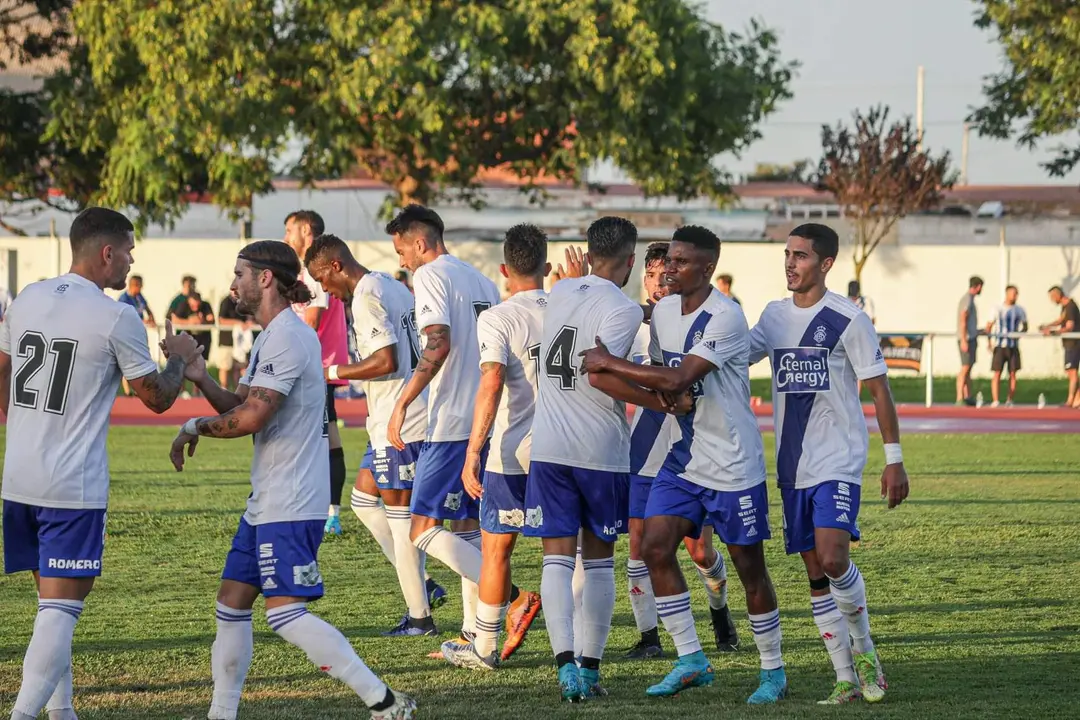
32, 396, 1080, 433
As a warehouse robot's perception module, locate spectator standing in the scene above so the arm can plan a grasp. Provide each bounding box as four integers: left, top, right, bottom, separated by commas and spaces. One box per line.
171, 292, 214, 397
215, 293, 251, 390
847, 280, 876, 324
957, 275, 984, 406
714, 273, 742, 305
118, 275, 156, 326
167, 275, 197, 318
986, 285, 1027, 407
1039, 285, 1080, 408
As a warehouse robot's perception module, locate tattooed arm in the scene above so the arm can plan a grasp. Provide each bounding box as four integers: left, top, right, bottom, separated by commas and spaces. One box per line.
462, 361, 505, 499
193, 386, 285, 438
386, 324, 450, 450
128, 355, 189, 414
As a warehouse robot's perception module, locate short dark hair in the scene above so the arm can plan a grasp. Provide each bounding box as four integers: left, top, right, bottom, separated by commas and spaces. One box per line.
644, 242, 669, 267
237, 240, 314, 305
847, 280, 860, 296
182, 275, 196, 285
716, 273, 733, 285
671, 225, 720, 262
503, 223, 548, 276
69, 207, 134, 258
1006, 284, 1018, 293
394, 270, 409, 281
304, 233, 351, 269
790, 223, 839, 262
130, 275, 143, 283
186, 291, 202, 302
385, 204, 444, 242
1049, 285, 1064, 294
586, 216, 637, 260
285, 210, 325, 237
970, 275, 984, 289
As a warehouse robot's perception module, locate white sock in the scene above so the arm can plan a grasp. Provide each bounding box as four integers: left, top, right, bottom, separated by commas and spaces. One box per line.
350, 490, 396, 566
748, 609, 784, 670
328, 504, 341, 517
13, 600, 83, 718
540, 555, 576, 656
44, 661, 73, 715
266, 604, 388, 708
413, 526, 481, 583
456, 530, 482, 635
627, 559, 657, 633
385, 507, 430, 619
656, 592, 702, 657
694, 551, 728, 610
474, 601, 505, 658
208, 603, 254, 720
828, 563, 875, 656
571, 549, 585, 657
811, 594, 856, 684
580, 557, 615, 661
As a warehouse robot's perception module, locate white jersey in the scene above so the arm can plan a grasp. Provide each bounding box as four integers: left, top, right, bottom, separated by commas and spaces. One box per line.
653, 291, 765, 491
628, 319, 676, 478
749, 290, 888, 490
630, 322, 651, 364
531, 275, 644, 472
292, 265, 329, 316
350, 272, 428, 449
0, 274, 159, 509
413, 254, 501, 442
477, 289, 547, 475
239, 309, 329, 525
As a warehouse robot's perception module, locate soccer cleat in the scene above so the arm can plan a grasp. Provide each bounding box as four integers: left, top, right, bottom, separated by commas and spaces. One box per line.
427, 630, 474, 659
383, 615, 437, 637
645, 651, 714, 697
817, 680, 862, 705
370, 691, 417, 719
442, 640, 499, 671
854, 651, 887, 702
324, 515, 342, 536
500, 591, 542, 661
746, 667, 789, 704
710, 605, 740, 652
579, 666, 608, 698
558, 663, 586, 703
624, 633, 664, 660
427, 578, 448, 609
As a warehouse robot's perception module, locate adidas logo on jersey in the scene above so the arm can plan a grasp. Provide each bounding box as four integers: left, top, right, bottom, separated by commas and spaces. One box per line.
262, 577, 278, 590
259, 363, 275, 376
480, 343, 487, 352
746, 525, 758, 538
420, 305, 432, 314
370, 327, 381, 337
836, 512, 850, 524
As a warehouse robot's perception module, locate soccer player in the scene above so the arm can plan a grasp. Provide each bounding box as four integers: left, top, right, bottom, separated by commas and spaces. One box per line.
623, 242, 739, 661
525, 216, 691, 702
748, 222, 910, 704
441, 224, 549, 670
383, 205, 510, 651
283, 210, 351, 535
1, 207, 202, 720
986, 285, 1027, 407
169, 240, 415, 720
579, 225, 786, 703
302, 234, 441, 637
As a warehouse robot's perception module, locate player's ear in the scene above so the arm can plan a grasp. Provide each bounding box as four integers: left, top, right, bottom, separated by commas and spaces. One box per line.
499, 264, 509, 279
821, 256, 835, 274
627, 252, 636, 268
543, 262, 552, 278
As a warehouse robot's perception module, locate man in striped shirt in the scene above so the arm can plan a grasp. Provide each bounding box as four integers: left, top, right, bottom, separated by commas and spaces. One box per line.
986, 285, 1027, 407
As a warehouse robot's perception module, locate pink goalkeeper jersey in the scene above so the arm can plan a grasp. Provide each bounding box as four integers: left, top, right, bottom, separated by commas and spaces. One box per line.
293, 267, 350, 386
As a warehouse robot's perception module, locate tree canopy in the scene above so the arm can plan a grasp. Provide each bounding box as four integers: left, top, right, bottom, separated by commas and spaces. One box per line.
40, 0, 795, 227
970, 1, 1080, 179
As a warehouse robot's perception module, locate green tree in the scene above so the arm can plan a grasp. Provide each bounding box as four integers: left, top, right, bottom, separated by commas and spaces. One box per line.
815, 105, 953, 284
970, 2, 1080, 178
50, 0, 795, 227
745, 159, 812, 183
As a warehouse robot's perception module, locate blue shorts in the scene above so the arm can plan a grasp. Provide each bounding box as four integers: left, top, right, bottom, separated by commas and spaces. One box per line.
222, 517, 325, 599
372, 441, 424, 491
410, 441, 485, 521
645, 470, 771, 546
522, 461, 626, 542
359, 443, 373, 471
780, 481, 861, 555
629, 474, 655, 520
3, 501, 107, 577
480, 471, 528, 534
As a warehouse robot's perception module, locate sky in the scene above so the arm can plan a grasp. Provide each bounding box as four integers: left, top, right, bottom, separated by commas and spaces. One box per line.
596, 0, 1080, 187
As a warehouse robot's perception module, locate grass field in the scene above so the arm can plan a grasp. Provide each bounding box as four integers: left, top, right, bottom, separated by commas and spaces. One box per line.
1, 428, 1079, 719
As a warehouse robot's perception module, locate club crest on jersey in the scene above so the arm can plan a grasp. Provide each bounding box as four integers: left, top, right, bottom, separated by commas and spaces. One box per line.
55, 283, 69, 294
774, 347, 831, 393
525, 506, 543, 528
293, 562, 322, 587
813, 325, 828, 345
536, 297, 547, 307
443, 491, 463, 512
499, 508, 525, 528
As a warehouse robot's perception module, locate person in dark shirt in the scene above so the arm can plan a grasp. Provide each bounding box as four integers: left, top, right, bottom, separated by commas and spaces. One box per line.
1040, 285, 1080, 407
167, 275, 197, 318
170, 292, 214, 360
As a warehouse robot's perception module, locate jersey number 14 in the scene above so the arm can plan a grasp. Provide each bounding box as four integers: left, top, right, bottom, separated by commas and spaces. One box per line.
13, 331, 78, 415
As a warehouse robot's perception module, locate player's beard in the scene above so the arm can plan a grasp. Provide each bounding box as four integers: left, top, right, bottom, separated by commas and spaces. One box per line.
235, 285, 261, 316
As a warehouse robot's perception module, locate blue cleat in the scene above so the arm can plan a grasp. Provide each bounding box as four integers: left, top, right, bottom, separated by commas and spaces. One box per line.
324, 515, 342, 536
558, 663, 586, 703
382, 616, 437, 637
427, 578, 448, 609
579, 667, 608, 698
645, 651, 714, 697
747, 667, 789, 704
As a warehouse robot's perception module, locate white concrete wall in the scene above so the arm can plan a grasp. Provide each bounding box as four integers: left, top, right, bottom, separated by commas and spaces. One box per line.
0, 235, 1075, 378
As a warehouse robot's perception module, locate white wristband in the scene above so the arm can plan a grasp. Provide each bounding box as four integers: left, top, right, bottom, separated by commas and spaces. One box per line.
328, 365, 339, 381
182, 418, 200, 436
883, 443, 903, 465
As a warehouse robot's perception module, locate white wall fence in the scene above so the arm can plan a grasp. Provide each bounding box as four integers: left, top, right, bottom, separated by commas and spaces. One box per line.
1, 235, 1077, 380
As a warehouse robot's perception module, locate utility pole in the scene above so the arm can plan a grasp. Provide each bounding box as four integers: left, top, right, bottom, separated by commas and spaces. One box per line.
916, 65, 925, 152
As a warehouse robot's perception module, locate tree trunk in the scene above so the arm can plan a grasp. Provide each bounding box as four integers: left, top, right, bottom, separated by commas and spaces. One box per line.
853, 251, 866, 285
